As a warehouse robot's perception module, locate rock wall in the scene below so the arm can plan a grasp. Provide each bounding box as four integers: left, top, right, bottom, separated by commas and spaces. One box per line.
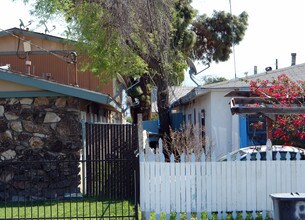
0, 96, 82, 201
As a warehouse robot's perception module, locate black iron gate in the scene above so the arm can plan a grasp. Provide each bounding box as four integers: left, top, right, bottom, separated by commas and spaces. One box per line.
0, 123, 139, 219
85, 123, 139, 219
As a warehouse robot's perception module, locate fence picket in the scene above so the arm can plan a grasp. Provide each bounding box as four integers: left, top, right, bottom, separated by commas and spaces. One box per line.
220, 162, 227, 212
265, 160, 274, 211
139, 144, 305, 218
140, 152, 145, 211
261, 160, 268, 212
291, 159, 297, 191
190, 155, 196, 212
226, 161, 232, 211
170, 154, 176, 212
301, 161, 305, 192
176, 159, 181, 214
275, 155, 281, 194
211, 161, 218, 212
230, 161, 237, 212
185, 161, 191, 213
180, 154, 186, 212
164, 159, 170, 214
246, 160, 256, 210
156, 153, 161, 214
206, 162, 212, 212
150, 155, 156, 212
297, 159, 305, 192
237, 158, 246, 211
195, 161, 201, 213
256, 159, 264, 211
144, 154, 150, 212
286, 159, 292, 192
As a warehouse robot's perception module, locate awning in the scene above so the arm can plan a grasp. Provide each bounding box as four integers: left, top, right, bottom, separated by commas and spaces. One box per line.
229, 92, 305, 115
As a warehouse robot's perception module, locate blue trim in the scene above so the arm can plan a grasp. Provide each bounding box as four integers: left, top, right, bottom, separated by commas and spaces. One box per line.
0, 70, 121, 111
239, 114, 248, 148
0, 91, 63, 98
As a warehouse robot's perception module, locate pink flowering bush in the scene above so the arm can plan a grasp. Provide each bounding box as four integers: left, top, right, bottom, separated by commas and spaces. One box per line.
250, 74, 305, 147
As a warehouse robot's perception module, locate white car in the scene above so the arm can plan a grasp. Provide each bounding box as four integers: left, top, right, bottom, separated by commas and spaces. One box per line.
218, 145, 305, 161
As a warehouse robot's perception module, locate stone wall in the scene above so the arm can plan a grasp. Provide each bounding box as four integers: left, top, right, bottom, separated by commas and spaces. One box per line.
0, 96, 82, 201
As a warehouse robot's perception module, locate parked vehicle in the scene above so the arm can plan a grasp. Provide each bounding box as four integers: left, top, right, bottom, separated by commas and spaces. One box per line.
218, 145, 305, 161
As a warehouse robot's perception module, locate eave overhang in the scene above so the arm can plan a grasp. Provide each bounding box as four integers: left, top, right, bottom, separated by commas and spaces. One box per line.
230, 97, 305, 115
0, 69, 121, 112
171, 88, 210, 108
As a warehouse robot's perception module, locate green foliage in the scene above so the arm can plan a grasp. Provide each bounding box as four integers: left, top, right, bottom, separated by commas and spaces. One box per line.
66, 2, 148, 82
202, 75, 227, 85
172, 0, 197, 52
16, 0, 248, 133
191, 10, 248, 64
168, 0, 197, 85
21, 0, 148, 82
16, 0, 248, 87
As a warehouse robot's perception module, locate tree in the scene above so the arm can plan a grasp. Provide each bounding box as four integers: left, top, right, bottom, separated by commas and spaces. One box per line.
202, 75, 227, 85
191, 10, 248, 64
250, 74, 305, 148
19, 0, 248, 148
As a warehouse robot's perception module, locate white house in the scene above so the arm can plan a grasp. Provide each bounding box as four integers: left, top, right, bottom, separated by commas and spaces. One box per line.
171, 60, 305, 158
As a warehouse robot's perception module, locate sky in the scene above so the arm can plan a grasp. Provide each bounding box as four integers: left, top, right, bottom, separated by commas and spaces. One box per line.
1, 0, 305, 86
186, 0, 305, 86
0, 0, 66, 37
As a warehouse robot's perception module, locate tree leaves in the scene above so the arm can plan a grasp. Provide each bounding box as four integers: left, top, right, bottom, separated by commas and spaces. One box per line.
191, 10, 248, 64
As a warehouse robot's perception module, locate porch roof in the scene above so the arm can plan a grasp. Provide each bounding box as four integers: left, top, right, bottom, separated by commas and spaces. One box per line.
0, 69, 121, 111
229, 92, 305, 115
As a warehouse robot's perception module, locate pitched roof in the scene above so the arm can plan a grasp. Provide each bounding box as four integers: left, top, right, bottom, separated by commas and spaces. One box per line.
201, 63, 305, 89
0, 28, 70, 44
171, 63, 305, 107
151, 86, 194, 112
0, 69, 120, 111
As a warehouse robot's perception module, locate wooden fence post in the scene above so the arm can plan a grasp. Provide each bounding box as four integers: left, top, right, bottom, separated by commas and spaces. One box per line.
137, 114, 146, 220
137, 114, 144, 152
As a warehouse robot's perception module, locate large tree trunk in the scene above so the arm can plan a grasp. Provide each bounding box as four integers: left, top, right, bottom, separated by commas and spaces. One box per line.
155, 71, 172, 150
125, 40, 172, 148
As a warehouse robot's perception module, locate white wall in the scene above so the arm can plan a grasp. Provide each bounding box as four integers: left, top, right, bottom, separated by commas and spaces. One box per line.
179, 89, 240, 159
210, 91, 234, 158
231, 114, 240, 152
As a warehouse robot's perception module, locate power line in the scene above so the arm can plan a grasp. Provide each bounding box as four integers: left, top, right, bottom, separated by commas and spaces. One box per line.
229, 0, 237, 79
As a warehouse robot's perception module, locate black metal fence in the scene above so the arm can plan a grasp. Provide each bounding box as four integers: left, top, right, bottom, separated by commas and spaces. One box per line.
85, 123, 139, 200
0, 123, 139, 219
0, 159, 138, 219
84, 123, 139, 219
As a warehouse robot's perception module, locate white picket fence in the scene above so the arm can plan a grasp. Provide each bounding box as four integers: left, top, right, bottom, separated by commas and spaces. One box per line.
139, 142, 305, 219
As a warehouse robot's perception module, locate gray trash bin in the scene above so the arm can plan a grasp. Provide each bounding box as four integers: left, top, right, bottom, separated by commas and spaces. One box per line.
270, 193, 305, 220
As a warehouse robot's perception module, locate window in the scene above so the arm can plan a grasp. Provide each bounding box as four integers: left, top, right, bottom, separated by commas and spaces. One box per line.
246, 114, 267, 145
188, 114, 192, 124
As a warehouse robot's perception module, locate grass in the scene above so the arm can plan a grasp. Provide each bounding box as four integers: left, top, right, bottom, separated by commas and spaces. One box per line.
0, 199, 272, 220
0, 197, 136, 219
